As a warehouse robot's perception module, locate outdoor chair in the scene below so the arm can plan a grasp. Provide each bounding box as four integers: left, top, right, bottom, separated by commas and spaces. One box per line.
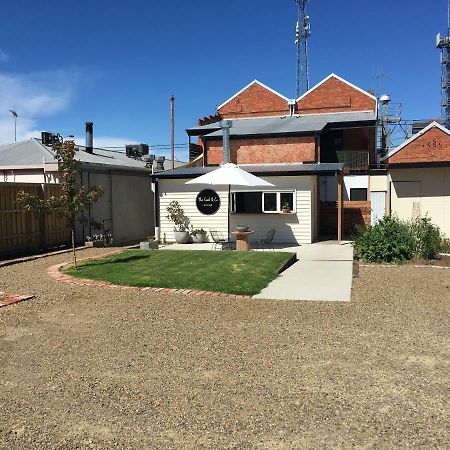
209, 229, 233, 251
256, 228, 276, 251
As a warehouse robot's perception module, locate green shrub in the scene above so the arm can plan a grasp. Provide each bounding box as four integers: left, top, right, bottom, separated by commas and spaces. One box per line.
409, 217, 443, 259
352, 216, 414, 264
352, 215, 447, 264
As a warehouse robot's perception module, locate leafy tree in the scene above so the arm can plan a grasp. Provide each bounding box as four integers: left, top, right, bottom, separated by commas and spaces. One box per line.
17, 140, 104, 268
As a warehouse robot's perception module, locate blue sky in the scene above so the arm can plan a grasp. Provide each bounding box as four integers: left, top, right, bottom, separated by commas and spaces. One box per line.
0, 0, 447, 159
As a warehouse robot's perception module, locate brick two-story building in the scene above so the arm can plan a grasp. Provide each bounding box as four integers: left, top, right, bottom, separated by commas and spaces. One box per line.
153, 74, 383, 245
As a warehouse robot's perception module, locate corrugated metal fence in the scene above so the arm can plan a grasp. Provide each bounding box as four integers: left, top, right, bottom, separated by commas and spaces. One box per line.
0, 183, 71, 256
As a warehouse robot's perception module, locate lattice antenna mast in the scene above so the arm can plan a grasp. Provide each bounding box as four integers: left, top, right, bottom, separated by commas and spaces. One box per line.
437, 0, 450, 129
295, 0, 311, 98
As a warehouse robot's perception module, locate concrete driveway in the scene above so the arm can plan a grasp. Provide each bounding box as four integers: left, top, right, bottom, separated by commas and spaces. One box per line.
253, 241, 354, 301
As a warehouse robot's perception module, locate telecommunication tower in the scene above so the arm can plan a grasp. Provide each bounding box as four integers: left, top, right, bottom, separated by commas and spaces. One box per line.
294, 0, 311, 98
437, 0, 450, 129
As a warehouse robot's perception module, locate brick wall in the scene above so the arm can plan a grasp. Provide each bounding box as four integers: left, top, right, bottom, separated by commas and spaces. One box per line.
218, 82, 290, 119
320, 201, 371, 235
387, 126, 450, 164
297, 76, 376, 114
206, 136, 316, 165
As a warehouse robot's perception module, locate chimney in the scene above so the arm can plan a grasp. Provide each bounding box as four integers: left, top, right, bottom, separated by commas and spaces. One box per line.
220, 120, 232, 164
85, 122, 93, 153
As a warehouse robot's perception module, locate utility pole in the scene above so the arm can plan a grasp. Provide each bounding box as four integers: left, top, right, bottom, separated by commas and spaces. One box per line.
170, 95, 175, 170
294, 0, 311, 98
9, 110, 17, 142
437, 0, 450, 129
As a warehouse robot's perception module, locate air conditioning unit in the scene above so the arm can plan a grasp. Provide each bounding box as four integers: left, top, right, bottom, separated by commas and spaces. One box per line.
125, 143, 149, 158
41, 131, 58, 146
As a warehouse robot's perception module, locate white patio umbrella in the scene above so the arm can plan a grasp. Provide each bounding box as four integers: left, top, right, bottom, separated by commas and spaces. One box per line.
186, 163, 274, 237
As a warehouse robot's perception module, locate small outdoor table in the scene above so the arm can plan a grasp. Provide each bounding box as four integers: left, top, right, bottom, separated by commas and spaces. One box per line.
231, 230, 254, 252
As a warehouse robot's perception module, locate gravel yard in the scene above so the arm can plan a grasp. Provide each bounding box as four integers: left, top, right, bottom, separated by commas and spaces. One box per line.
1, 248, 449, 449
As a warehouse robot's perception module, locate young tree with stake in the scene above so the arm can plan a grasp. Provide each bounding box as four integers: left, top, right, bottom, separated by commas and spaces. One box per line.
17, 140, 104, 268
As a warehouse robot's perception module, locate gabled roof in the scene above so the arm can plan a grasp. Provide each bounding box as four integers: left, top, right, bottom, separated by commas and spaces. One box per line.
0, 139, 57, 167
217, 79, 290, 110
296, 73, 377, 102
382, 121, 450, 161
0, 139, 183, 171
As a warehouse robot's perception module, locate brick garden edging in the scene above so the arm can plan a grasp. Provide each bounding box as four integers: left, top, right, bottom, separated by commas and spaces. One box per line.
0, 292, 34, 308
47, 257, 251, 300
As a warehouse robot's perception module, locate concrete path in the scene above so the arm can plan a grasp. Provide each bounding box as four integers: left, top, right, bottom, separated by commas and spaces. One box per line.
253, 241, 354, 302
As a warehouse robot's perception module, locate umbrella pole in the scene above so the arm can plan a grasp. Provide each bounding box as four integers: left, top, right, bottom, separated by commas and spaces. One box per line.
228, 185, 230, 239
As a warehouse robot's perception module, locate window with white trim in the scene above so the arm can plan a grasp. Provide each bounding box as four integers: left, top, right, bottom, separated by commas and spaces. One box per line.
262, 191, 296, 213
231, 190, 296, 214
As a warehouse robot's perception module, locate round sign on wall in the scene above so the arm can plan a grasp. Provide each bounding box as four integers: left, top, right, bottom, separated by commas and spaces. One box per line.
196, 189, 221, 215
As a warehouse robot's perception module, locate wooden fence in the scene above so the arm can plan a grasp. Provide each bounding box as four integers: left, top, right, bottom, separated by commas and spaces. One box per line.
0, 183, 71, 257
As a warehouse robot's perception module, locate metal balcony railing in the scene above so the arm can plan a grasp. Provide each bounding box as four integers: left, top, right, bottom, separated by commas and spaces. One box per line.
335, 150, 370, 171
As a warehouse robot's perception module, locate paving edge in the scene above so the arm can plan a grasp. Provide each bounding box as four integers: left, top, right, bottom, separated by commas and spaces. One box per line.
359, 263, 450, 269
47, 254, 251, 300
0, 292, 34, 308
0, 244, 140, 269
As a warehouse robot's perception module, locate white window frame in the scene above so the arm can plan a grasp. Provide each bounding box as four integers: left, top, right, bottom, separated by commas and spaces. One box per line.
262, 190, 296, 214
231, 190, 297, 214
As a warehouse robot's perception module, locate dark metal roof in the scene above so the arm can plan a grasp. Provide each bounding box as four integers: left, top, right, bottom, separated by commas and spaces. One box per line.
186, 111, 376, 138
151, 163, 344, 180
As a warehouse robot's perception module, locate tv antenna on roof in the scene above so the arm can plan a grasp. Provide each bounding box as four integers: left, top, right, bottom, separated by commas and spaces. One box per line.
294, 0, 311, 98
9, 109, 17, 142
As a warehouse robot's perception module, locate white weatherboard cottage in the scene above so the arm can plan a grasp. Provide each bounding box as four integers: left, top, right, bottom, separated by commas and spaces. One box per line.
153, 165, 344, 245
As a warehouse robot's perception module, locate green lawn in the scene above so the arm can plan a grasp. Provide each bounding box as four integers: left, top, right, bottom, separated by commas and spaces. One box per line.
65, 250, 294, 296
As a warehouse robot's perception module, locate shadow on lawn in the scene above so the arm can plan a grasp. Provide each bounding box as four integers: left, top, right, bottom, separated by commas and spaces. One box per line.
79, 253, 151, 268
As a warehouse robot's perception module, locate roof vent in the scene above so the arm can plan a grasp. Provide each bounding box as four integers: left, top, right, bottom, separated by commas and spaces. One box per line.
142, 154, 156, 168
379, 94, 391, 104
156, 156, 165, 171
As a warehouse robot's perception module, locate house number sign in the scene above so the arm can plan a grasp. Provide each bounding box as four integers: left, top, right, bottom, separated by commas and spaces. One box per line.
196, 189, 220, 215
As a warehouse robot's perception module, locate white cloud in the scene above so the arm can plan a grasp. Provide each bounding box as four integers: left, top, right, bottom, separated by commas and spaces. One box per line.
0, 70, 73, 145
0, 50, 9, 62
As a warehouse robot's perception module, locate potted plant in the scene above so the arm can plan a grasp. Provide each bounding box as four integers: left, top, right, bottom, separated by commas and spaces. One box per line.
85, 233, 113, 247
140, 235, 159, 250
282, 202, 291, 214
190, 227, 207, 243
235, 225, 249, 232
166, 200, 190, 243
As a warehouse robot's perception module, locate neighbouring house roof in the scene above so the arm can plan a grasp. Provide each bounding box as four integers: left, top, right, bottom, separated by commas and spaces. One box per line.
0, 139, 184, 172
217, 79, 290, 111
381, 121, 450, 161
186, 111, 376, 138
151, 162, 344, 180
0, 139, 57, 167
